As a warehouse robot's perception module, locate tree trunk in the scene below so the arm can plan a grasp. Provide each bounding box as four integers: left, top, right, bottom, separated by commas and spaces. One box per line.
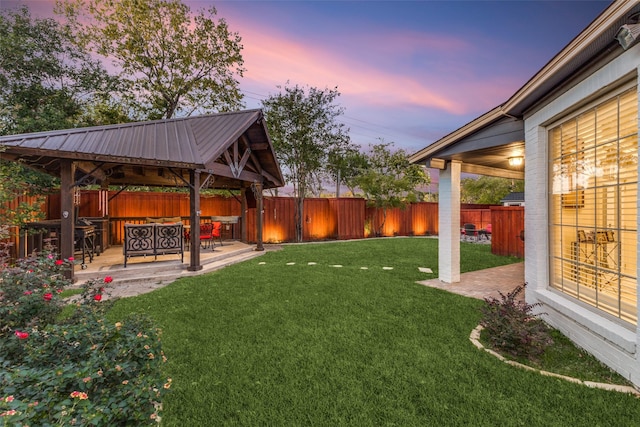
378, 208, 388, 236
294, 196, 304, 242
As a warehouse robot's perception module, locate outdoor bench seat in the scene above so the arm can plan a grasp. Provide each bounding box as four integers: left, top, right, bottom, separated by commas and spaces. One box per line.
123, 222, 184, 267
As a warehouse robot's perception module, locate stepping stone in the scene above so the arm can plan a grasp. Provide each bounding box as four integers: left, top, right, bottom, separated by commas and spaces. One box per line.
418, 267, 433, 273
286, 262, 295, 265
330, 264, 343, 268
258, 262, 266, 265
308, 262, 317, 265
383, 267, 394, 270
360, 267, 368, 270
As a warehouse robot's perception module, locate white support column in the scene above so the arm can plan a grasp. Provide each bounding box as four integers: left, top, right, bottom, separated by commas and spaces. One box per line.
438, 160, 461, 283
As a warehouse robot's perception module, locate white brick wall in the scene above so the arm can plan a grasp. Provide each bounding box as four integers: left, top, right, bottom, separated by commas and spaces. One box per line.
525, 43, 640, 387
438, 161, 461, 283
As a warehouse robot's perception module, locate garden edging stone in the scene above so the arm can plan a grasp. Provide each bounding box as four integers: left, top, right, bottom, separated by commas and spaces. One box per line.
469, 325, 640, 397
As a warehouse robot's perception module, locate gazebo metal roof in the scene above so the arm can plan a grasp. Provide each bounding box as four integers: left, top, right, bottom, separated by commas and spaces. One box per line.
0, 109, 283, 189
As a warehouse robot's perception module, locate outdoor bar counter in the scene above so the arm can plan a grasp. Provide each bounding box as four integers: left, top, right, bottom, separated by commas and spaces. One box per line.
19, 218, 109, 268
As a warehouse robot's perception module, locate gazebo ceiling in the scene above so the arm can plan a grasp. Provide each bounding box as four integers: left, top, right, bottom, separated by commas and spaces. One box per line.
0, 109, 284, 189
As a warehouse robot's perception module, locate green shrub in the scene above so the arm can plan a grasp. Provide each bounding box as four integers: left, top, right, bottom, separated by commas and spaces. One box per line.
0, 249, 170, 425
480, 283, 553, 360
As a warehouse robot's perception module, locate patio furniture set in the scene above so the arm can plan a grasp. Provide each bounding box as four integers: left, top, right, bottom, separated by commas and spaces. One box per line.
461, 223, 492, 242
123, 217, 230, 267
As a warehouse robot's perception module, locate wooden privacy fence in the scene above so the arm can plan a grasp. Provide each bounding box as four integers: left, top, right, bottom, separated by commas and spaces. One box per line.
490, 206, 525, 258
460, 204, 493, 230
43, 190, 440, 244
4, 190, 524, 259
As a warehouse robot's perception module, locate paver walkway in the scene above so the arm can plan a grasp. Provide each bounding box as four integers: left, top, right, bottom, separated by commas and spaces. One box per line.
416, 262, 524, 301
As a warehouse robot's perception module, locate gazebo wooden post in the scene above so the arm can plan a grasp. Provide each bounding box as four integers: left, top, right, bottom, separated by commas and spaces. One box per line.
188, 170, 203, 271
241, 184, 248, 243
59, 159, 76, 281
252, 181, 264, 251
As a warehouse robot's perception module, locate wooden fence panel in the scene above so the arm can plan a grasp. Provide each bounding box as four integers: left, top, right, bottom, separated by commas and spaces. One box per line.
244, 197, 297, 243
303, 198, 337, 240
460, 209, 491, 230
259, 197, 296, 243
410, 202, 438, 235
330, 198, 365, 240
364, 206, 409, 237
490, 206, 524, 258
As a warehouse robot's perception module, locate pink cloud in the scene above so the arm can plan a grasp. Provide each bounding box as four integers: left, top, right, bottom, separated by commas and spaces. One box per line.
238, 25, 468, 114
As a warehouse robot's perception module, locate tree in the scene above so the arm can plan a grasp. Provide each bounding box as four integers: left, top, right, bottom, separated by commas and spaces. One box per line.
461, 176, 524, 205
57, 0, 245, 119
327, 146, 368, 197
262, 83, 351, 242
0, 6, 120, 135
0, 157, 54, 228
354, 142, 429, 236
0, 6, 120, 227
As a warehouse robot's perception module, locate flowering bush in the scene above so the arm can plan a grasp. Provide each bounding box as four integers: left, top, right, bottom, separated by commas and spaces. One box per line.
0, 247, 170, 425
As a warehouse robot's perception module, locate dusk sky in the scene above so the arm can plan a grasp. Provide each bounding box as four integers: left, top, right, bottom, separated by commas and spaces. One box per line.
4, 0, 612, 155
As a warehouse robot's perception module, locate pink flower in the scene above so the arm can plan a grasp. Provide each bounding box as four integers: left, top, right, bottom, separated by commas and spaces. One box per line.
70, 391, 88, 400
68, 257, 75, 261
94, 294, 102, 302
23, 290, 32, 295
104, 276, 113, 284
43, 293, 52, 301
0, 410, 17, 416
82, 377, 92, 383
55, 259, 64, 266
15, 331, 28, 339
4, 396, 14, 403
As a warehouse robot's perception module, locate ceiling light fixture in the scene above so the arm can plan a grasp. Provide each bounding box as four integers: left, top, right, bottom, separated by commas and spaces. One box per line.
508, 156, 524, 167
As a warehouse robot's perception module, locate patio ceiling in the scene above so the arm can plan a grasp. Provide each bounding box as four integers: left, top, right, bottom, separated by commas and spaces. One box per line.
410, 108, 525, 179
0, 109, 284, 189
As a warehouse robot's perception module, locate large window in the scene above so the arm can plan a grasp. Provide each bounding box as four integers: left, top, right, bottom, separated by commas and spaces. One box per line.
550, 87, 638, 325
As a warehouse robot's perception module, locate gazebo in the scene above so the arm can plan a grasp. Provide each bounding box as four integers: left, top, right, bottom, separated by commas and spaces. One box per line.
0, 109, 284, 279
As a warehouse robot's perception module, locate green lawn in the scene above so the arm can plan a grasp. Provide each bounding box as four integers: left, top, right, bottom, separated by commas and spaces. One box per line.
108, 238, 640, 426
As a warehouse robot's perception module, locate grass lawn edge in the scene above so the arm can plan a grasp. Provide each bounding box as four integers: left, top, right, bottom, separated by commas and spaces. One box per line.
469, 324, 640, 397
